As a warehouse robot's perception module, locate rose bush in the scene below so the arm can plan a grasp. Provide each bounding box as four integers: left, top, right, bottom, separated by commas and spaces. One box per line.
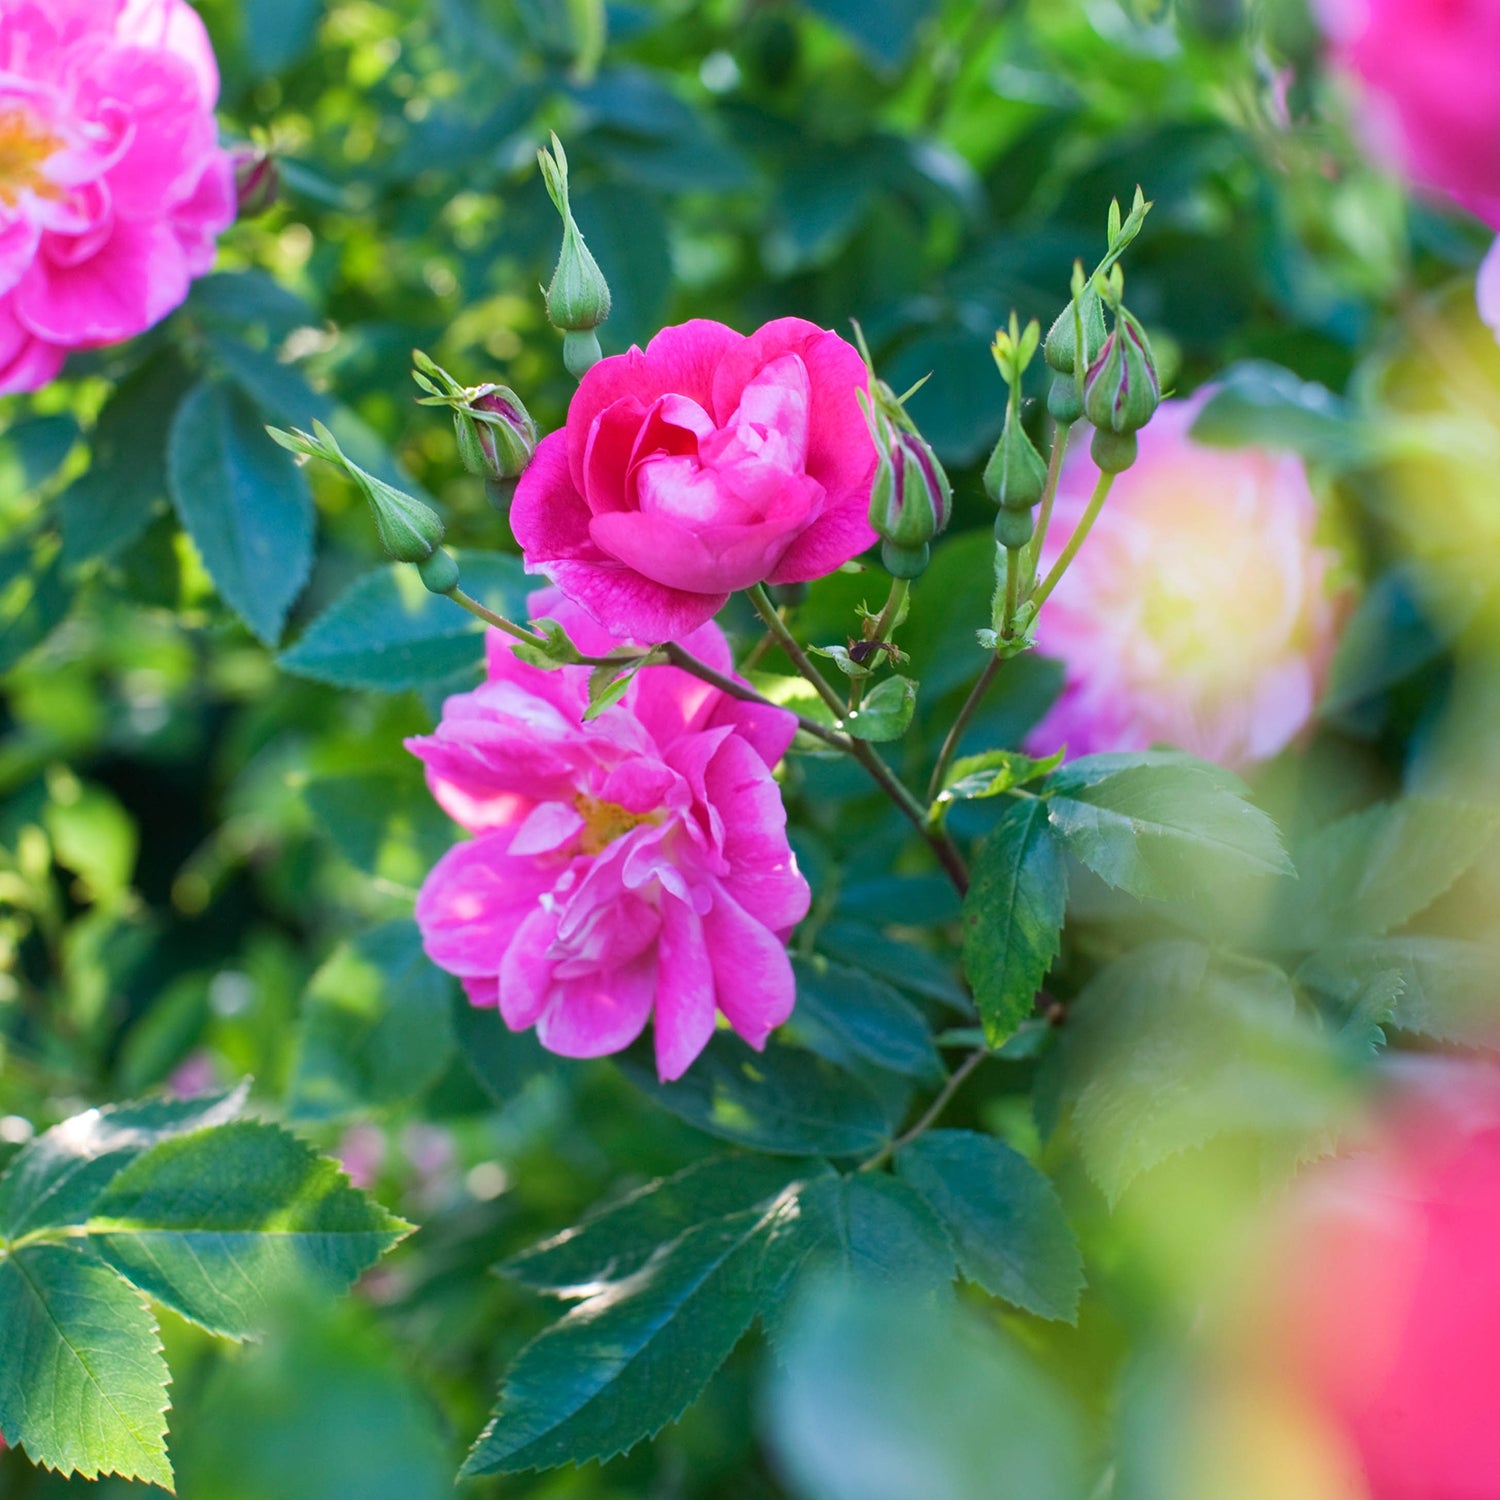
511, 317, 877, 640
0, 0, 235, 393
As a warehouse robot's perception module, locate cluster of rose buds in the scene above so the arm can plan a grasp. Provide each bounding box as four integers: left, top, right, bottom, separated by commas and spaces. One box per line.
984, 314, 1047, 552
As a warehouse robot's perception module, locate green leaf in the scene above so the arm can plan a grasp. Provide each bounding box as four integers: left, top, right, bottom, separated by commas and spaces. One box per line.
454, 1000, 557, 1104
1189, 360, 1366, 465
620, 1033, 890, 1157
58, 354, 187, 566
765, 1284, 1090, 1500
289, 920, 457, 1119
845, 674, 918, 742
897, 1130, 1082, 1322
818, 919, 969, 1009
1045, 760, 1292, 904
583, 650, 662, 721
791, 954, 943, 1081
1057, 943, 1338, 1203
279, 552, 527, 691
792, 1174, 954, 1299
1279, 797, 1499, 948
962, 798, 1068, 1047
1299, 938, 1500, 1049
0, 531, 71, 674
505, 1156, 818, 1294
463, 1189, 807, 1474
0, 1246, 172, 1489
85, 1120, 411, 1339
936, 748, 1064, 809
166, 380, 314, 644
0, 1085, 247, 1239
0, 413, 78, 503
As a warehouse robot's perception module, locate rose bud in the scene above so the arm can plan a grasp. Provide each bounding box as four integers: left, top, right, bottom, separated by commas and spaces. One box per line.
453, 385, 538, 483
1083, 309, 1161, 435
537, 133, 611, 377
860, 390, 953, 580
1044, 283, 1108, 376
984, 414, 1048, 513
231, 144, 279, 217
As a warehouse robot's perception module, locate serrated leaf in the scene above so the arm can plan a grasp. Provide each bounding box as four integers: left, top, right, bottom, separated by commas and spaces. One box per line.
1279, 797, 1499, 948
620, 1033, 890, 1157
791, 954, 942, 1080
1299, 938, 1500, 1049
278, 552, 527, 691
897, 1129, 1082, 1321
962, 798, 1068, 1046
85, 1121, 411, 1339
289, 921, 457, 1119
0, 1086, 248, 1240
937, 748, 1064, 808
166, 381, 314, 644
1046, 761, 1292, 904
505, 1156, 821, 1295
845, 674, 917, 742
463, 1189, 806, 1474
1057, 943, 1339, 1203
792, 1174, 954, 1298
0, 1246, 172, 1489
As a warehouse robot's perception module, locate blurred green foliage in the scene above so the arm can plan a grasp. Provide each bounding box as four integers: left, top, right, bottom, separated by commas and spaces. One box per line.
4, 0, 1500, 1494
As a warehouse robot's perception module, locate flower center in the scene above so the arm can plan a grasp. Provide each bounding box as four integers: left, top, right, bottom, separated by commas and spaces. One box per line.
573, 794, 661, 856
0, 106, 63, 209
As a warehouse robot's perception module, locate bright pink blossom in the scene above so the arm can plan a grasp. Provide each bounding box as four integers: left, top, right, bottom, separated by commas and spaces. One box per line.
0, 0, 235, 393
1319, 0, 1500, 229
511, 317, 878, 642
1029, 397, 1341, 771
1261, 1066, 1500, 1499
409, 591, 809, 1081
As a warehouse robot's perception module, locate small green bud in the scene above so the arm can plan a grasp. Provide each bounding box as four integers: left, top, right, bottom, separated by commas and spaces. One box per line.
1044, 284, 1107, 375
419, 547, 461, 595
1090, 426, 1138, 473
1083, 310, 1161, 435
859, 391, 952, 578
1047, 375, 1084, 425
983, 416, 1048, 511
539, 134, 612, 335
993, 506, 1035, 551
413, 354, 539, 481
563, 329, 603, 379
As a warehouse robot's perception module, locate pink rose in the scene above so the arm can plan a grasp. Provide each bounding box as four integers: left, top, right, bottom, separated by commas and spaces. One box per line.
0, 0, 236, 393
1029, 397, 1341, 771
511, 317, 878, 641
1319, 0, 1500, 229
409, 591, 810, 1081
1255, 1066, 1500, 1498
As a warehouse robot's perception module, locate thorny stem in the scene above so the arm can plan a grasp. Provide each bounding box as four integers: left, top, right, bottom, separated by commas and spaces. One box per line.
1030, 468, 1115, 613
859, 1047, 987, 1171
849, 576, 910, 712
447, 586, 847, 748
749, 583, 970, 895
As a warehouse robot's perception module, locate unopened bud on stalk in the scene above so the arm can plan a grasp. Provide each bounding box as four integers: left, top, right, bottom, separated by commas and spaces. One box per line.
1090, 426, 1138, 474
419, 547, 460, 595
231, 144, 278, 217
984, 416, 1047, 512
1044, 281, 1107, 377
1083, 308, 1160, 435
859, 389, 952, 581
537, 133, 610, 377
414, 352, 538, 490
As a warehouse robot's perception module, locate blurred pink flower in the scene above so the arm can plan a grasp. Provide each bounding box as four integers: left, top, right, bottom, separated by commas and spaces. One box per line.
1029, 398, 1341, 771
1262, 1065, 1500, 1499
1318, 0, 1500, 229
1480, 236, 1500, 340
511, 317, 877, 641
409, 591, 809, 1081
0, 0, 235, 393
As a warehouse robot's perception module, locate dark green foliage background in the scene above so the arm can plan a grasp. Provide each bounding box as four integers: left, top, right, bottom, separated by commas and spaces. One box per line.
3, 0, 1498, 1494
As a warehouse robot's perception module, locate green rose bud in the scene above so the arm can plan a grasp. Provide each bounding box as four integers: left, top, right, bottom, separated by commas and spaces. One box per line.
860, 390, 952, 581
1044, 284, 1107, 376
453, 385, 538, 481
418, 547, 461, 595
983, 416, 1048, 512
1082, 309, 1160, 435
1047, 374, 1084, 425
539, 135, 612, 337
993, 505, 1035, 551
1090, 426, 1139, 473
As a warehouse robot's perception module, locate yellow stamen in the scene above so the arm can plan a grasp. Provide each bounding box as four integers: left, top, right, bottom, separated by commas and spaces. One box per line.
573, 794, 662, 856
0, 108, 63, 210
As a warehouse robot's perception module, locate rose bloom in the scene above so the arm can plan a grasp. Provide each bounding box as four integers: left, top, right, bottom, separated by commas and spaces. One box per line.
409, 590, 809, 1081
1245, 1066, 1500, 1500
1318, 0, 1500, 229
1029, 398, 1340, 771
0, 0, 235, 393
511, 317, 877, 642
